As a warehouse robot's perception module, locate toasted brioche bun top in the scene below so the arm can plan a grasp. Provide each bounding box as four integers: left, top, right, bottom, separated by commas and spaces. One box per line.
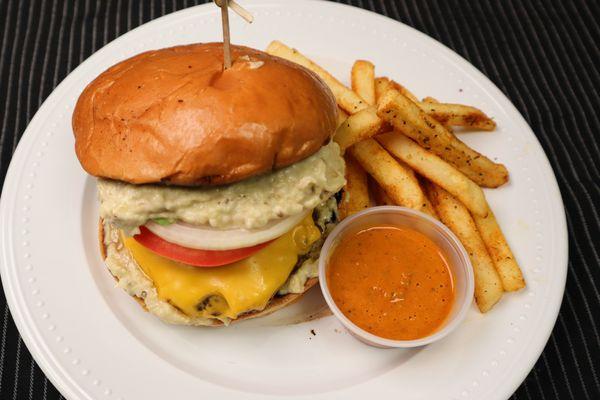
73, 43, 337, 186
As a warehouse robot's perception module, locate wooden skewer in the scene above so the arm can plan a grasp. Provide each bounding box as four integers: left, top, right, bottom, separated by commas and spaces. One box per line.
219, 0, 232, 69
215, 0, 253, 23
228, 0, 253, 23
215, 0, 254, 70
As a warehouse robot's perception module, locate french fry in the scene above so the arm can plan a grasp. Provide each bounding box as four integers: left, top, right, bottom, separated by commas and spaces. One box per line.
350, 139, 425, 210
422, 96, 439, 103
369, 178, 395, 206
420, 194, 439, 219
338, 154, 370, 220
417, 178, 439, 219
377, 89, 509, 188
397, 96, 492, 131
376, 132, 488, 217
266, 41, 368, 114
336, 107, 349, 128
394, 160, 439, 219
417, 102, 496, 131
372, 177, 435, 216
375, 78, 391, 103
426, 183, 503, 312
374, 77, 419, 103
473, 206, 526, 292
421, 97, 453, 132
333, 107, 382, 153
351, 60, 376, 105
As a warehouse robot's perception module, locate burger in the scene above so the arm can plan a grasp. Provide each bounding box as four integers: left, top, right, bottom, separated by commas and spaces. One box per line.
73, 43, 345, 326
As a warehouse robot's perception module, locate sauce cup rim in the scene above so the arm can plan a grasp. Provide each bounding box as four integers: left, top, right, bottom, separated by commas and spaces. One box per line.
319, 205, 475, 348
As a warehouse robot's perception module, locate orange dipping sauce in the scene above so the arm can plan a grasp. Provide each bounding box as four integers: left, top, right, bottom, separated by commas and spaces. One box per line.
326, 226, 454, 341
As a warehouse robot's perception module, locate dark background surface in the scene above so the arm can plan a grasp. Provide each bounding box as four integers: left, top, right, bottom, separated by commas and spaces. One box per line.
0, 0, 599, 399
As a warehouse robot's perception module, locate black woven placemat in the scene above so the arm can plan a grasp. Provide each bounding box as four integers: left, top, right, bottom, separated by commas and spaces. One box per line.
0, 1, 598, 399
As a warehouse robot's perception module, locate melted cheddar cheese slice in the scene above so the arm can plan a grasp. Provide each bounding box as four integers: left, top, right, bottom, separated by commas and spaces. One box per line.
122, 215, 321, 320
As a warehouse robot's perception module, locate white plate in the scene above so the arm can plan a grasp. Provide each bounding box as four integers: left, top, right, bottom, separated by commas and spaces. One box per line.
0, 1, 567, 399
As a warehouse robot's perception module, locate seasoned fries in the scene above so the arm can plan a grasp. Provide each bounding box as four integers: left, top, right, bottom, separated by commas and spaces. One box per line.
473, 207, 526, 292
334, 107, 382, 153
420, 194, 439, 219
395, 159, 439, 219
336, 107, 349, 128
417, 102, 496, 131
422, 96, 438, 103
426, 183, 504, 312
374, 77, 419, 103
417, 177, 439, 220
375, 78, 391, 103
266, 41, 368, 114
351, 60, 376, 105
338, 154, 370, 220
350, 139, 425, 210
421, 97, 453, 132
377, 89, 509, 188
267, 41, 524, 313
369, 178, 395, 206
377, 132, 488, 217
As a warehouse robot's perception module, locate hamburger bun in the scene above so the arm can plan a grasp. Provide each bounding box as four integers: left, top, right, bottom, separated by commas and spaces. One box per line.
99, 220, 319, 326
74, 43, 337, 186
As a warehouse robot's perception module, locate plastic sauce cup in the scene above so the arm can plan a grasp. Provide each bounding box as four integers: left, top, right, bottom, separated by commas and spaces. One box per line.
319, 206, 474, 348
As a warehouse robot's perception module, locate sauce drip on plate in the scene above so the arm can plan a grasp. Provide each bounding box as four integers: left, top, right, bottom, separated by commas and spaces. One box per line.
326, 226, 454, 341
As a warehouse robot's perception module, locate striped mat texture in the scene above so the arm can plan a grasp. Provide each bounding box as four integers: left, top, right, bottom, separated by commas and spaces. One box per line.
0, 0, 598, 399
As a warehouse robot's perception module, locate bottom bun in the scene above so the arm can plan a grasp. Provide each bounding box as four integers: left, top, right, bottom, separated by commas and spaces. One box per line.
99, 219, 319, 327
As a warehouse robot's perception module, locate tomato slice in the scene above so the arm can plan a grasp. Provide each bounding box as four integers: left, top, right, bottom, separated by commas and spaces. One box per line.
134, 226, 272, 267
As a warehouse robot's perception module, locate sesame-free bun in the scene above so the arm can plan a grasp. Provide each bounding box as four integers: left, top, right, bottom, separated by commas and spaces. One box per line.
73, 43, 337, 186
